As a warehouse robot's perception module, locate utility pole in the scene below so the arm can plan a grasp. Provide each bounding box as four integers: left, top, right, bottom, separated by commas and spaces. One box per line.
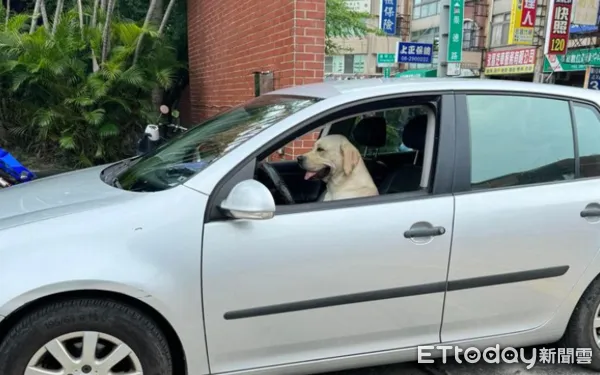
437, 0, 450, 77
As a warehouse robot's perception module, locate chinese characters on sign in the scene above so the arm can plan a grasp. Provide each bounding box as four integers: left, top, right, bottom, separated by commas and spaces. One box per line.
484, 47, 536, 75
344, 0, 372, 12
396, 42, 434, 64
508, 0, 537, 44
584, 66, 600, 90
544, 0, 573, 55
447, 0, 465, 64
379, 0, 397, 35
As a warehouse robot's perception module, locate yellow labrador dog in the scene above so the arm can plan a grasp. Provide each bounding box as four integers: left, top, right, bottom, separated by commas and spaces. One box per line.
297, 134, 379, 201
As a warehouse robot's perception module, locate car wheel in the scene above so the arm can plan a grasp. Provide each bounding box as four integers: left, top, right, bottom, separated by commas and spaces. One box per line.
564, 278, 600, 371
0, 298, 172, 375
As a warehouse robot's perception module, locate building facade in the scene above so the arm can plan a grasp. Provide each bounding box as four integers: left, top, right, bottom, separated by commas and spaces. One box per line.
409, 0, 489, 76
326, 0, 411, 77
187, 0, 327, 122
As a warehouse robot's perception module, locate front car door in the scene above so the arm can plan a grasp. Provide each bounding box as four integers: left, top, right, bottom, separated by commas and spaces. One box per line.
442, 90, 600, 343
200, 93, 458, 373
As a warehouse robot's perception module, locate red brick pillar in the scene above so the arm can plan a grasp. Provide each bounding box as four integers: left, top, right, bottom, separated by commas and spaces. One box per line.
187, 0, 326, 123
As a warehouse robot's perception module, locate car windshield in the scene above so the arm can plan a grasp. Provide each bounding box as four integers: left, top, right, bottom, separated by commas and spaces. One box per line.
115, 94, 319, 192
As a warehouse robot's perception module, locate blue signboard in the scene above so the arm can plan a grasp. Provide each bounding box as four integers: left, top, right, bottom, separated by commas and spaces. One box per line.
588, 67, 600, 90
396, 42, 434, 64
379, 0, 397, 35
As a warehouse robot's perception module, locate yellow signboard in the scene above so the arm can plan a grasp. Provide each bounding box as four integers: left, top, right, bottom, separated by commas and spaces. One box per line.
484, 64, 535, 75
507, 0, 536, 45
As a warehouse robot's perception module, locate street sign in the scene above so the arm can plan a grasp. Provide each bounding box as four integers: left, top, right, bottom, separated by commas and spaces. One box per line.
379, 0, 397, 35
584, 66, 600, 89
447, 62, 461, 76
447, 0, 464, 63
377, 53, 396, 67
396, 42, 434, 64
383, 67, 391, 78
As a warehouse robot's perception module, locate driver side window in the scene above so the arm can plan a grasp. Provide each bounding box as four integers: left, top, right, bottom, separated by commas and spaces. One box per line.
252, 99, 440, 207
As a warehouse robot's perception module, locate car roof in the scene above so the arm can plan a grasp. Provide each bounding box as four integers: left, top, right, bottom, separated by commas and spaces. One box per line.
266, 78, 600, 104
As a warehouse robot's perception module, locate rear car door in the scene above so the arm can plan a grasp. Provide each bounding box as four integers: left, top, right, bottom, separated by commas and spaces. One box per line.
201, 93, 457, 373
441, 92, 600, 342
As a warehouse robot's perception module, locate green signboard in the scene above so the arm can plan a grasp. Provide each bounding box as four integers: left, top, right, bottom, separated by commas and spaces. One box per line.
543, 47, 600, 72
447, 0, 465, 63
383, 67, 391, 78
377, 53, 396, 65
377, 53, 396, 69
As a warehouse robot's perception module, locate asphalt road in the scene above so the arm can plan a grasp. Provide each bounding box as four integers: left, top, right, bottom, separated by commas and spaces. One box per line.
326, 345, 598, 375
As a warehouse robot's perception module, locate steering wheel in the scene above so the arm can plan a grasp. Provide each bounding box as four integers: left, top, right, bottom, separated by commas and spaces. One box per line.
257, 161, 295, 205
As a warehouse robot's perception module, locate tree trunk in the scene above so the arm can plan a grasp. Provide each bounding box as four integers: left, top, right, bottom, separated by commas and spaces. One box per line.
153, 0, 176, 111
158, 0, 176, 35
29, 0, 41, 34
132, 0, 158, 65
101, 0, 116, 63
76, 0, 84, 35
91, 0, 100, 27
52, 0, 64, 35
91, 0, 100, 71
100, 0, 107, 12
5, 0, 10, 27
40, 0, 49, 29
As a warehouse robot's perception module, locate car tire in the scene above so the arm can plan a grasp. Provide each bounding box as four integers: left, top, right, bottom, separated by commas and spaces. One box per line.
564, 278, 600, 371
0, 298, 173, 375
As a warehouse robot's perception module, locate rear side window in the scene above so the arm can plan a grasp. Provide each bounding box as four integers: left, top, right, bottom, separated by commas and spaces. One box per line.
466, 95, 575, 189
573, 103, 600, 178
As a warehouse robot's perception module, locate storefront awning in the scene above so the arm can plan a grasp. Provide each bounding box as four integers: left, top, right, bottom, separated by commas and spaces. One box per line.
395, 69, 437, 78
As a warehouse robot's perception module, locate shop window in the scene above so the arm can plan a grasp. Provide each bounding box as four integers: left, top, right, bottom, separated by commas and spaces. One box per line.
463, 20, 480, 49
325, 56, 333, 74
413, 0, 440, 20
490, 13, 510, 47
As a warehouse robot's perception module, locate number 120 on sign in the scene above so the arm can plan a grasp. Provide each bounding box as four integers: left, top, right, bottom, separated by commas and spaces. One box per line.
550, 39, 566, 53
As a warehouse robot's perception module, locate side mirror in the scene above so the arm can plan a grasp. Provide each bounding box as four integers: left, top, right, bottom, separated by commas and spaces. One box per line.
219, 180, 276, 220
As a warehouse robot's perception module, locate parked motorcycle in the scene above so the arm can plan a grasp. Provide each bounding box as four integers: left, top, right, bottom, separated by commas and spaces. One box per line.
136, 105, 187, 156
0, 147, 36, 189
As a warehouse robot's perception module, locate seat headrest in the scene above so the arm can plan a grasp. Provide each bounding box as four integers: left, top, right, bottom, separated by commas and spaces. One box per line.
352, 116, 387, 148
402, 114, 428, 151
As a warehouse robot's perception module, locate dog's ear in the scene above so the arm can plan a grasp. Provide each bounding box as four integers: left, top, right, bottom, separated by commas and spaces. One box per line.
341, 141, 360, 176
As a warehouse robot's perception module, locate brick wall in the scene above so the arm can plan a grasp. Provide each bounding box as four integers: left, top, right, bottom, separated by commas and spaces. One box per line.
269, 131, 321, 162
187, 0, 326, 123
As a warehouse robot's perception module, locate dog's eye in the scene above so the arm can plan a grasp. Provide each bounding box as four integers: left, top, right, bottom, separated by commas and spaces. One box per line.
316, 147, 324, 152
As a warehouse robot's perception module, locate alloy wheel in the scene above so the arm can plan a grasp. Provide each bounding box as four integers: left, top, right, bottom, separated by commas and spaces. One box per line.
25, 331, 143, 375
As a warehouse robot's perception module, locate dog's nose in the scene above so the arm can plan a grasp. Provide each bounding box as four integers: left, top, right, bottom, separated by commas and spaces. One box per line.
297, 155, 305, 164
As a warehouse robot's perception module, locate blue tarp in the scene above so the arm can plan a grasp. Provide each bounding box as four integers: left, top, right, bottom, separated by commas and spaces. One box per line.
0, 147, 35, 182
571, 24, 599, 34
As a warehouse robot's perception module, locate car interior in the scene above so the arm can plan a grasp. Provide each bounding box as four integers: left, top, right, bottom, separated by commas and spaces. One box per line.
254, 101, 439, 206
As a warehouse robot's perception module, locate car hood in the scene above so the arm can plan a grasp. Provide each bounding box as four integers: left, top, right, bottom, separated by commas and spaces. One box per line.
0, 164, 137, 230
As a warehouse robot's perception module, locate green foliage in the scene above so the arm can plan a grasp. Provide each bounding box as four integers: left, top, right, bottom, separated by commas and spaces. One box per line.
326, 0, 380, 55
0, 6, 181, 168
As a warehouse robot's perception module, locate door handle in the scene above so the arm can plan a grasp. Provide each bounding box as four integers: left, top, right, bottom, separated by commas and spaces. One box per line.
581, 207, 600, 218
404, 226, 446, 239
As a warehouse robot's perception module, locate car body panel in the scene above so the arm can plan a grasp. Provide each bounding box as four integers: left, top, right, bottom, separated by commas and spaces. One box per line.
202, 196, 455, 373
443, 180, 600, 341
0, 169, 210, 375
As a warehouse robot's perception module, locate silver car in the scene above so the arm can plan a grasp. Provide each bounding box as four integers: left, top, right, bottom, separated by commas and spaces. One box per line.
2, 78, 600, 375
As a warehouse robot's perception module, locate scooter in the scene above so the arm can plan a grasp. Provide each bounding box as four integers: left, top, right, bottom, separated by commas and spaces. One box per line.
0, 147, 36, 189
136, 105, 188, 156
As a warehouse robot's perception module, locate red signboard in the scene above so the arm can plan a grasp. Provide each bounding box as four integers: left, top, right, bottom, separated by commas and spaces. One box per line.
484, 47, 537, 75
544, 0, 573, 55
520, 0, 537, 27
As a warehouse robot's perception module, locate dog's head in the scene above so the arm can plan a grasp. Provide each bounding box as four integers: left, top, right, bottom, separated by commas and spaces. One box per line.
297, 134, 362, 182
